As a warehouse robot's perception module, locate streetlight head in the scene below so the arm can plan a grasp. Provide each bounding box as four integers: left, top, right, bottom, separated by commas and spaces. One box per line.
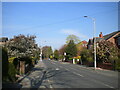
84, 16, 88, 17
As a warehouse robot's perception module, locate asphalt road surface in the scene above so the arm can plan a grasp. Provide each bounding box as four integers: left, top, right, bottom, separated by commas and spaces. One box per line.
39, 60, 118, 89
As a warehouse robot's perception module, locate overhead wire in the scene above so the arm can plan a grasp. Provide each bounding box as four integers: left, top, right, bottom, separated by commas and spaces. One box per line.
3, 8, 118, 35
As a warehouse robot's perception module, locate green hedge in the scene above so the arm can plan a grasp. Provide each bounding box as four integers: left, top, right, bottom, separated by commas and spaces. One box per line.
1, 47, 9, 82
8, 63, 17, 82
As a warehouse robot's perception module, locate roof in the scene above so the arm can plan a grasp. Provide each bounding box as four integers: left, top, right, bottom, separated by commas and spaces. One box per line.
95, 37, 104, 42
114, 34, 120, 38
0, 37, 8, 42
87, 30, 120, 45
103, 30, 120, 40
81, 40, 87, 44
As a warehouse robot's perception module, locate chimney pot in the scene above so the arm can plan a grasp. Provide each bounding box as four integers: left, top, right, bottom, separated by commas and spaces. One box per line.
99, 32, 103, 38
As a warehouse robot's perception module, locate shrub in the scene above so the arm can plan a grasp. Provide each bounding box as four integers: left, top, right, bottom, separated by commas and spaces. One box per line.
115, 51, 120, 71
8, 57, 16, 63
1, 47, 9, 82
54, 50, 59, 60
80, 49, 93, 65
8, 63, 17, 82
13, 58, 19, 74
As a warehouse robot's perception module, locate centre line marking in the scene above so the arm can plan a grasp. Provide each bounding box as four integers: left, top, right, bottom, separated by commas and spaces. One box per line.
51, 61, 84, 77
50, 61, 115, 88
64, 68, 84, 77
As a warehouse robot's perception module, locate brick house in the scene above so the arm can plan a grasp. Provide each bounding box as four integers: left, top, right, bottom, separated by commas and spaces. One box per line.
87, 30, 120, 70
87, 30, 120, 49
81, 40, 88, 48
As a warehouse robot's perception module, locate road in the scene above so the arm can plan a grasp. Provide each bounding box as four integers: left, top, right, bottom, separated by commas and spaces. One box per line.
39, 60, 118, 89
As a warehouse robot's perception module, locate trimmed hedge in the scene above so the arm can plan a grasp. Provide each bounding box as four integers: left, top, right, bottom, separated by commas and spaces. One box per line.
1, 47, 9, 82
8, 63, 17, 82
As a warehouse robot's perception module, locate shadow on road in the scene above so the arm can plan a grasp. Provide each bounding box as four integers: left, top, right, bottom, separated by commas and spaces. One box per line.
2, 82, 22, 89
29, 70, 46, 90
44, 68, 64, 79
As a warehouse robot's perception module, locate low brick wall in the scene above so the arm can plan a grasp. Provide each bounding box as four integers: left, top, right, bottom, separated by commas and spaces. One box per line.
97, 63, 114, 70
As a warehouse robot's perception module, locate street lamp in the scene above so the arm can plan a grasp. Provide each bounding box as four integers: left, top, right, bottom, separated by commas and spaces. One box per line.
84, 16, 96, 70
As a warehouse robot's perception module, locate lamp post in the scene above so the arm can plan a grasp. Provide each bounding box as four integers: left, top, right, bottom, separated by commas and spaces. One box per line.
84, 16, 96, 70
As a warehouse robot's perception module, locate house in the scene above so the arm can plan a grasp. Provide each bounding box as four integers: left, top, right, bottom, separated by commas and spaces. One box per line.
114, 34, 120, 49
87, 30, 120, 49
81, 40, 88, 47
0, 37, 8, 46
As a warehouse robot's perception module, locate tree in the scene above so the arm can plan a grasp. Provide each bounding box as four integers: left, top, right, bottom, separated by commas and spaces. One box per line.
59, 44, 67, 55
42, 46, 53, 59
58, 45, 67, 60
54, 50, 59, 60
65, 40, 77, 61
80, 48, 93, 66
76, 42, 86, 56
4, 34, 40, 75
97, 40, 120, 70
97, 40, 119, 63
5, 34, 40, 59
66, 34, 80, 44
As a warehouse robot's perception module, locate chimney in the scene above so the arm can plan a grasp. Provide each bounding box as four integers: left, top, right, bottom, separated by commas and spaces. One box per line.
99, 32, 103, 38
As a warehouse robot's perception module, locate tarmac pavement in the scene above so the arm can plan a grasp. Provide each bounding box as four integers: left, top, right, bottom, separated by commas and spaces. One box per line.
19, 60, 47, 88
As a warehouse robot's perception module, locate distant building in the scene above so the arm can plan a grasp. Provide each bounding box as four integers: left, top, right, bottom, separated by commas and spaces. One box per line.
0, 37, 8, 46
81, 40, 88, 47
87, 30, 120, 49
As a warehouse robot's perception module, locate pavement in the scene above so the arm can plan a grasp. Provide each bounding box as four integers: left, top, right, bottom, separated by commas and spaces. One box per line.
18, 60, 47, 88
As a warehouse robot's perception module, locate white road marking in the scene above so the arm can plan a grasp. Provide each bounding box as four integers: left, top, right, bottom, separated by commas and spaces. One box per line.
64, 66, 84, 77
49, 60, 115, 88
91, 79, 115, 88
72, 71, 84, 77
47, 79, 53, 88
56, 68, 59, 70
67, 66, 115, 88
62, 67, 84, 77
50, 84, 53, 88
51, 61, 84, 77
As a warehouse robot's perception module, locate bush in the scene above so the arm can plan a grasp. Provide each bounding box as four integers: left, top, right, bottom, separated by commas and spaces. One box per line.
8, 57, 16, 63
13, 58, 19, 73
8, 63, 17, 82
1, 47, 18, 82
115, 52, 120, 71
58, 55, 63, 60
80, 49, 93, 65
54, 50, 59, 60
1, 47, 9, 82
